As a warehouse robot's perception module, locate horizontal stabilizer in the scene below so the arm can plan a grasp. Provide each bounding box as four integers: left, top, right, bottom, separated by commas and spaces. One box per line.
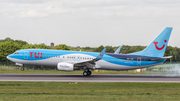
162, 56, 173, 59
150, 56, 172, 61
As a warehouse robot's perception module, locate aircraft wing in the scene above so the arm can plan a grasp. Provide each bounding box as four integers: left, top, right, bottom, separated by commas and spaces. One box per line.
114, 46, 122, 54
73, 48, 106, 69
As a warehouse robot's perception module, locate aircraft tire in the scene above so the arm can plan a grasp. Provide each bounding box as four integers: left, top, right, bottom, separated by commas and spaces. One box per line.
89, 71, 92, 75
83, 71, 88, 76
21, 67, 24, 71
87, 71, 91, 76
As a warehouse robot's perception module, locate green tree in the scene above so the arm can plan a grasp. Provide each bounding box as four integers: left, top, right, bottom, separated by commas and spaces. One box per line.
21, 44, 50, 49
0, 37, 14, 42
0, 37, 28, 45
93, 45, 104, 52
52, 44, 73, 50
14, 40, 28, 45
105, 46, 114, 53
0, 41, 21, 61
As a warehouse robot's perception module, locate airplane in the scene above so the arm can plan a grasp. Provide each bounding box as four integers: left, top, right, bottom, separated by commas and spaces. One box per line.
114, 46, 122, 54
7, 27, 173, 76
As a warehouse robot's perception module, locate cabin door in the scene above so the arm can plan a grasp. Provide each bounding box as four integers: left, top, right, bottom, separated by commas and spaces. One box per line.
24, 51, 28, 59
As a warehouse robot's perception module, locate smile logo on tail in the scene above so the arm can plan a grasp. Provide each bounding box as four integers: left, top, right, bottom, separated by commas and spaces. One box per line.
153, 40, 167, 50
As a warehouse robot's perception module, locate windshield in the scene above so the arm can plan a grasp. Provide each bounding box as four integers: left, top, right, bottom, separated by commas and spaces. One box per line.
14, 52, 19, 55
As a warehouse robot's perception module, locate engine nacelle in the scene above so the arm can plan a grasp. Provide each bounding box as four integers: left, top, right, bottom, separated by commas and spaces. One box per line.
15, 63, 23, 66
57, 62, 74, 71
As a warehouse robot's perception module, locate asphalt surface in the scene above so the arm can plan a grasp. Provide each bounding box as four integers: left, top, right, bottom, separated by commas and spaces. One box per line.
0, 74, 180, 82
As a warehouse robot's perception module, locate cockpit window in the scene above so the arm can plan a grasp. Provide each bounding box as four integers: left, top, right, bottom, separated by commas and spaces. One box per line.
14, 52, 19, 55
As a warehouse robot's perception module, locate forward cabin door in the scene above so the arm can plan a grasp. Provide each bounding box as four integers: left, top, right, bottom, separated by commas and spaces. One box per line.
24, 51, 29, 59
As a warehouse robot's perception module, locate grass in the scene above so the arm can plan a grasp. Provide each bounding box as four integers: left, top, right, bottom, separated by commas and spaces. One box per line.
0, 82, 180, 101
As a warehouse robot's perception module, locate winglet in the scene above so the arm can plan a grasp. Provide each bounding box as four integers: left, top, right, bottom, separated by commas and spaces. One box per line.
95, 48, 106, 60
114, 46, 122, 54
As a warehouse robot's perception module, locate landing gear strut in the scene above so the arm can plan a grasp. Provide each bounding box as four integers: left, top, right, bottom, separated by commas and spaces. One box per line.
83, 69, 91, 76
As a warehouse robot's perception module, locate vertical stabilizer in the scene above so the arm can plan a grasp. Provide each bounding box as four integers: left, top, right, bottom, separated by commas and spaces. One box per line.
129, 27, 173, 58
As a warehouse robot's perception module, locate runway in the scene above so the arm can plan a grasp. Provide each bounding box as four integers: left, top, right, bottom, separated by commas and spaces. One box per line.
0, 74, 180, 82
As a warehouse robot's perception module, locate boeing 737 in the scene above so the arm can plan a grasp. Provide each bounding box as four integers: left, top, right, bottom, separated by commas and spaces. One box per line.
7, 27, 173, 76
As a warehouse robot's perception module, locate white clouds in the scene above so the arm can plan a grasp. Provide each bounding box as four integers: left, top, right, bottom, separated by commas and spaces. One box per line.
1, 0, 180, 18
0, 0, 50, 4
18, 10, 48, 17
0, 0, 180, 47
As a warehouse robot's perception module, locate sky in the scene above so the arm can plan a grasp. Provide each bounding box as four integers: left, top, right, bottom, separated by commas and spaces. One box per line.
0, 0, 180, 47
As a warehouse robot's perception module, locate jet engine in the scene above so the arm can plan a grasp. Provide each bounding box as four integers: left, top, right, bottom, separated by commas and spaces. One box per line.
57, 62, 74, 71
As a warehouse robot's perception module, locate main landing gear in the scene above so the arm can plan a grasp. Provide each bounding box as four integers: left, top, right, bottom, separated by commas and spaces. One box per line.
83, 69, 91, 76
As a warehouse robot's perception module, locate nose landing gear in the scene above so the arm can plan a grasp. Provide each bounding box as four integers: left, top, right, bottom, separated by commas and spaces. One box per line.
21, 64, 24, 71
21, 67, 24, 71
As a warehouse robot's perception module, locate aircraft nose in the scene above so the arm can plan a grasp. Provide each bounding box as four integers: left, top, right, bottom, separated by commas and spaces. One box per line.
6, 55, 11, 60
6, 55, 10, 60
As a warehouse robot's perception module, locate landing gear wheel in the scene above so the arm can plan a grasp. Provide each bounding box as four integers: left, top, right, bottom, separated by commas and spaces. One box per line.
21, 67, 24, 71
83, 71, 88, 76
87, 71, 91, 76
89, 71, 92, 75
83, 68, 92, 76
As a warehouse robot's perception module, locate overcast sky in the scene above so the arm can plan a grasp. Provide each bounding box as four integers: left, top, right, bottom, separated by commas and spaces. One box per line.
0, 0, 180, 47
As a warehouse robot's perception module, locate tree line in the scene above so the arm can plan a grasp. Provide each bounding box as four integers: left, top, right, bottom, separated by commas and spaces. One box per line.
0, 37, 179, 62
